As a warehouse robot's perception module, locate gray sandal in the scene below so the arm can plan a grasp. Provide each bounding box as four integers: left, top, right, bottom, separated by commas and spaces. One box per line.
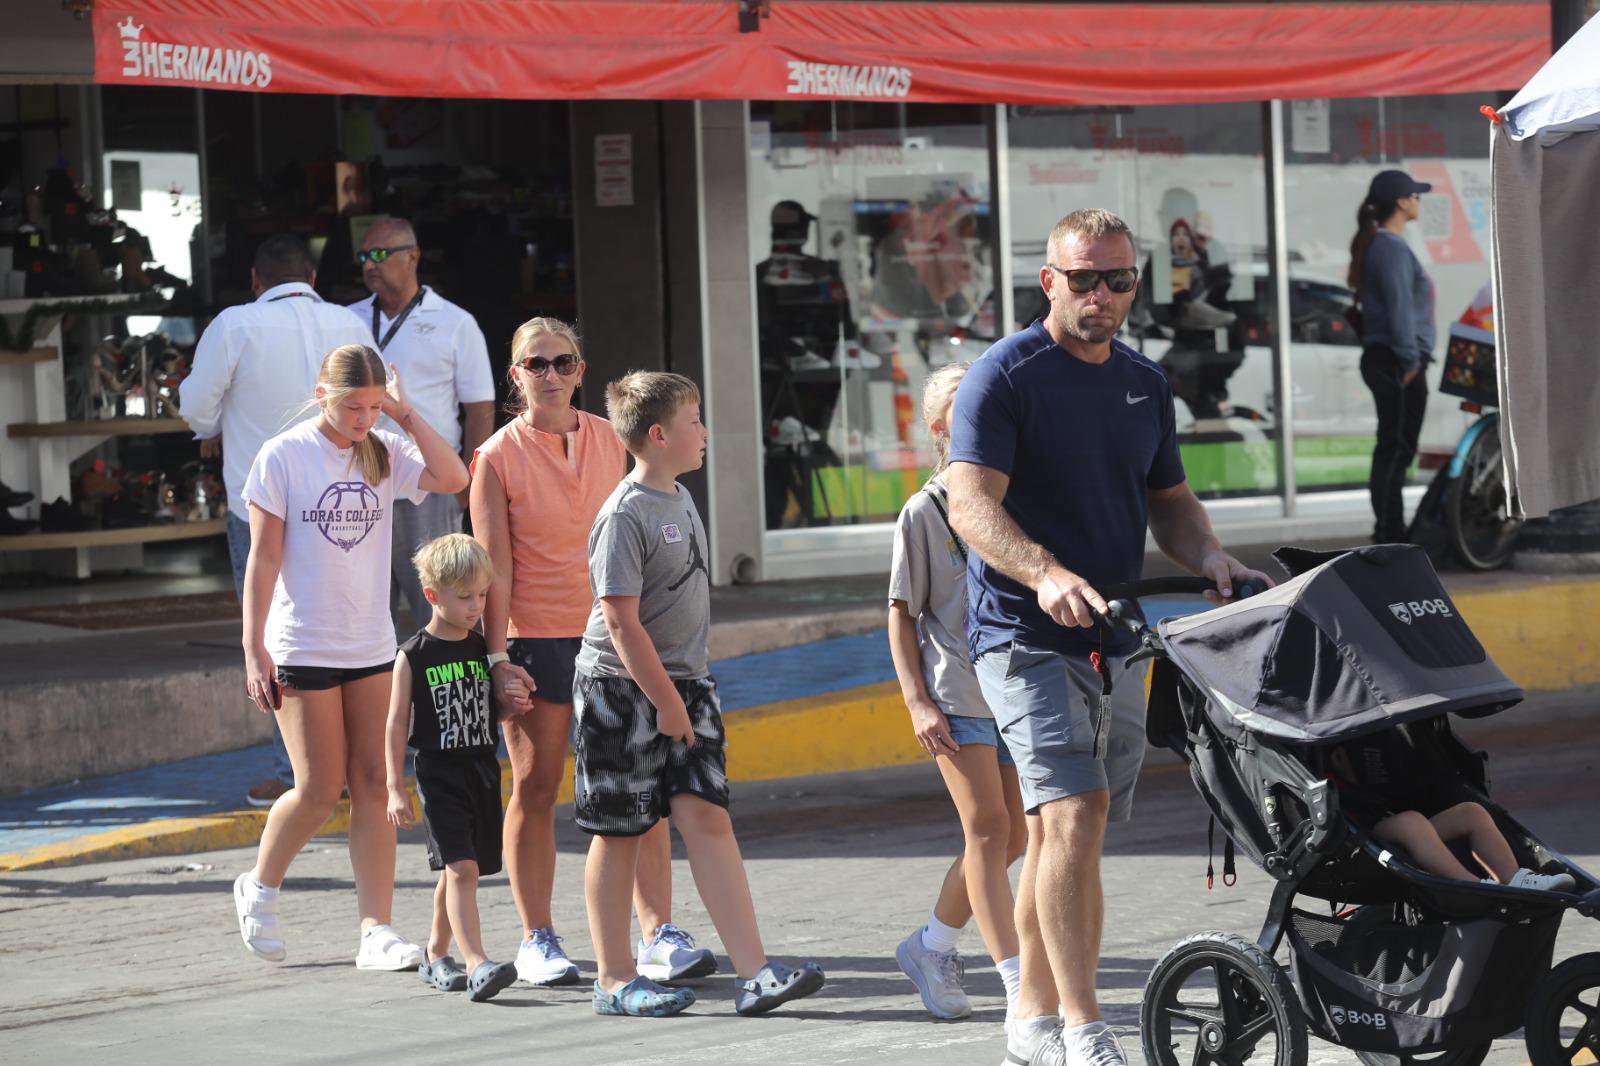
469, 960, 518, 1002
418, 954, 468, 992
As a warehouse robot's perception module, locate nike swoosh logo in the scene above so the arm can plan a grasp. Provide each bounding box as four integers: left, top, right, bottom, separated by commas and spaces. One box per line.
1126, 392, 1149, 405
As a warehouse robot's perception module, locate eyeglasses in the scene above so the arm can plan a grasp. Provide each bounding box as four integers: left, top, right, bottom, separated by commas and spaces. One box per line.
514, 354, 580, 377
1046, 265, 1139, 294
356, 245, 416, 265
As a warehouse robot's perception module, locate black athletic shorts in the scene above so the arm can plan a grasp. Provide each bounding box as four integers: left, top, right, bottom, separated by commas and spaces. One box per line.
572, 671, 729, 838
276, 661, 392, 691
507, 636, 584, 705
414, 748, 504, 875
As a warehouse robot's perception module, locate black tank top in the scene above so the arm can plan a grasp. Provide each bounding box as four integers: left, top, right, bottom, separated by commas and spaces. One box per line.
399, 629, 496, 752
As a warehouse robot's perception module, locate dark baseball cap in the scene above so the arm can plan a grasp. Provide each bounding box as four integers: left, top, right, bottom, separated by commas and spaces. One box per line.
1368, 169, 1432, 201
770, 200, 816, 228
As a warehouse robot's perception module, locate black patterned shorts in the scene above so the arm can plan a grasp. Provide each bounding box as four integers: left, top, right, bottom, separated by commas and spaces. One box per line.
572, 671, 729, 837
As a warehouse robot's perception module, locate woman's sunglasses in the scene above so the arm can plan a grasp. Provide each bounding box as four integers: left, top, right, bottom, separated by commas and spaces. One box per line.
1046, 265, 1140, 294
356, 244, 415, 265
514, 354, 580, 377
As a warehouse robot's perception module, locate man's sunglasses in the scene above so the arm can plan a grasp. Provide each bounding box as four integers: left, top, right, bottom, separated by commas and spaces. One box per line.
356, 244, 415, 265
514, 354, 580, 377
1046, 265, 1139, 294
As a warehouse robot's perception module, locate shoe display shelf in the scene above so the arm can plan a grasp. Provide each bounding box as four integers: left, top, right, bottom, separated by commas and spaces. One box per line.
0, 295, 219, 577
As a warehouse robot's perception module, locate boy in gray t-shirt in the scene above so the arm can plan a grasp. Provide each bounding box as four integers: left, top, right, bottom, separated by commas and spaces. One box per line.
573, 371, 824, 1021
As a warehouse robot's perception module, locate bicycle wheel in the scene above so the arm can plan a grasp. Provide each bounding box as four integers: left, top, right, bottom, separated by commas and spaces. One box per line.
1447, 418, 1522, 570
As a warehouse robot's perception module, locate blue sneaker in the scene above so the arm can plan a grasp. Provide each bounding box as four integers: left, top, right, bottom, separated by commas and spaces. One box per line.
637, 923, 718, 983
515, 926, 580, 987
592, 975, 697, 1017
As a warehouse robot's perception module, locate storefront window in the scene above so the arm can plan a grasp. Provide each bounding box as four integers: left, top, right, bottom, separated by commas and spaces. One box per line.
1282, 94, 1491, 494
748, 103, 994, 530
1006, 103, 1280, 500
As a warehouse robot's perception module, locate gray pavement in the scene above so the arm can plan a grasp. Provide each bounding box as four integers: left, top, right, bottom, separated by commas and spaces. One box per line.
2, 688, 1596, 1066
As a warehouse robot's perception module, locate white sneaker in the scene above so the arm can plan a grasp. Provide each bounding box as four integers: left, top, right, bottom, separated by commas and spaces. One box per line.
232, 872, 285, 963
1509, 867, 1577, 892
636, 923, 717, 982
354, 924, 425, 971
896, 927, 971, 1019
515, 926, 580, 986
1064, 1023, 1128, 1066
1002, 1018, 1063, 1066
789, 351, 831, 372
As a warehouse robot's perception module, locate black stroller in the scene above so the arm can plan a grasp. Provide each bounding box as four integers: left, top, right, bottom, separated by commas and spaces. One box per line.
1100, 545, 1600, 1066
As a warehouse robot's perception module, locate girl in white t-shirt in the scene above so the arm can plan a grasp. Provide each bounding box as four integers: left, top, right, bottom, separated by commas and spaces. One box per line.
887, 362, 1027, 1023
232, 343, 469, 969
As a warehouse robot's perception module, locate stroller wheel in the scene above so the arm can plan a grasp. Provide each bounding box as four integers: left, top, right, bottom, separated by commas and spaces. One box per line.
1354, 1043, 1491, 1066
1524, 952, 1600, 1066
1141, 931, 1307, 1066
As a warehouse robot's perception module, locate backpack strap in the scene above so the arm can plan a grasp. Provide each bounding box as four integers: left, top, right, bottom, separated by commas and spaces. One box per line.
923, 480, 968, 563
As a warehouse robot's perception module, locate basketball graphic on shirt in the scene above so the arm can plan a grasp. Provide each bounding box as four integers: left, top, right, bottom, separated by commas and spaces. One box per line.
311, 480, 383, 552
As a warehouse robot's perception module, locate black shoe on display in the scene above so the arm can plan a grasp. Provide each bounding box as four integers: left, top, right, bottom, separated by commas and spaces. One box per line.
40, 498, 93, 533
0, 510, 37, 536
0, 480, 33, 508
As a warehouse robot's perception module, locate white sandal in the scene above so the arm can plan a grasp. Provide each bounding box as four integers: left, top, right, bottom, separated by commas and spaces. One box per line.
355, 924, 425, 971
233, 873, 286, 963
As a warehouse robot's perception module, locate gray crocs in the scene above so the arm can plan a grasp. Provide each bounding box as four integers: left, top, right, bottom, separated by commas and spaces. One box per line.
734, 960, 825, 1015
469, 960, 518, 1003
419, 954, 468, 992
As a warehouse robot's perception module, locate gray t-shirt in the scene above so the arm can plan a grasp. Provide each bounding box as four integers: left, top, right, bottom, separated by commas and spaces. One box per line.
887, 475, 991, 718
576, 479, 711, 680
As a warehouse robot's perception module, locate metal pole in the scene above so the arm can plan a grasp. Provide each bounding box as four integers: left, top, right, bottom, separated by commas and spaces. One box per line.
194, 89, 213, 305
1264, 100, 1296, 516
1551, 0, 1586, 50
989, 103, 1013, 338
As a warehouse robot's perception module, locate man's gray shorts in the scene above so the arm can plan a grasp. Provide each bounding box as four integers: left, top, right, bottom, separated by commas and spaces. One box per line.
975, 641, 1149, 821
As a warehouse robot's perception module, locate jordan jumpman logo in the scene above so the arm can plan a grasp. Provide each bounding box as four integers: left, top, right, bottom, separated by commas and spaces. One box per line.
668, 515, 710, 590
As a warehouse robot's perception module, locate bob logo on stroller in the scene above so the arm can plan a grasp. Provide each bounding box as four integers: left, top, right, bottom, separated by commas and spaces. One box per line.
1387, 597, 1453, 625
1329, 1004, 1389, 1030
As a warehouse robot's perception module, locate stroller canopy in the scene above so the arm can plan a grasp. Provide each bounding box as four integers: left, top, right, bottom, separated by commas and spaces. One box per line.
1158, 545, 1522, 745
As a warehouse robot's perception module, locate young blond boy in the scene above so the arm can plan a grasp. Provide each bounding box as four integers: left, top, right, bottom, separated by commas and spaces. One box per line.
385, 533, 523, 1002
574, 371, 825, 1017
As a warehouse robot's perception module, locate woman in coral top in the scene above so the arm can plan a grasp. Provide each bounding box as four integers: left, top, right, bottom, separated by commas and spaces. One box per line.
472, 318, 713, 989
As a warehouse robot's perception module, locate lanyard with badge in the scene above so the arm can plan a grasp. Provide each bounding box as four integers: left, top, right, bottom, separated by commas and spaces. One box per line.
370, 288, 425, 352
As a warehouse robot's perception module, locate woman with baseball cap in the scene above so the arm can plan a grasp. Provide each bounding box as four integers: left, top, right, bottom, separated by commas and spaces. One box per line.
1348, 168, 1436, 543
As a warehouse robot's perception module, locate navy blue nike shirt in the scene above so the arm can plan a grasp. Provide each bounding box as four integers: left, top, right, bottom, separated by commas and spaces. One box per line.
947, 319, 1185, 658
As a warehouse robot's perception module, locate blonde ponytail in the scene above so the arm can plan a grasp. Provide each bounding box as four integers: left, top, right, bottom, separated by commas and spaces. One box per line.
315, 343, 392, 486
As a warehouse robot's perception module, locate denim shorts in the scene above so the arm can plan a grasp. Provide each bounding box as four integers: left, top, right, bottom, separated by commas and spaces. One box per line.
940, 713, 1016, 769
975, 641, 1148, 820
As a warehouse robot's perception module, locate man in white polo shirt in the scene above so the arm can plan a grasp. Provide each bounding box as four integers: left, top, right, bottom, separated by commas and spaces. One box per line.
347, 217, 495, 628
180, 233, 372, 808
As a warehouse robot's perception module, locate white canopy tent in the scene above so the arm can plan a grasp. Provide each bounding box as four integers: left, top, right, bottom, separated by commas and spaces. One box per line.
1491, 14, 1600, 519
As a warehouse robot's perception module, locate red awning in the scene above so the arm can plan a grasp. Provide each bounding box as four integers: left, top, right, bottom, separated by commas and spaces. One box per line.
93, 0, 1550, 106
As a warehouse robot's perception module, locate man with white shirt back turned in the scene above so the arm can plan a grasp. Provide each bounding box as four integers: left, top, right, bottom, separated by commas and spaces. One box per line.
348, 218, 495, 629
180, 233, 372, 809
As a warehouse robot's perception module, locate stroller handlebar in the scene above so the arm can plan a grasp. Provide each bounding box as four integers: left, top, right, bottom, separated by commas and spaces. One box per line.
1095, 576, 1271, 636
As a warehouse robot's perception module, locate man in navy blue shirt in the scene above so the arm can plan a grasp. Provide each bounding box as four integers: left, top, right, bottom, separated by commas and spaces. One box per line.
947, 209, 1268, 1066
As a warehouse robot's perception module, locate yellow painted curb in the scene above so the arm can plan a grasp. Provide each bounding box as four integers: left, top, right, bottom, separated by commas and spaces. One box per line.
0, 683, 913, 873
1454, 577, 1600, 692
3, 575, 1595, 873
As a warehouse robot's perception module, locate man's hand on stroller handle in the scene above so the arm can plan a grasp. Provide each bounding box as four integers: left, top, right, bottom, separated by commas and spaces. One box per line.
1199, 549, 1276, 606
1037, 566, 1109, 628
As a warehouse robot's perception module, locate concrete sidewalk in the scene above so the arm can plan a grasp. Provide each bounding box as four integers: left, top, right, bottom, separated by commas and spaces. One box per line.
3, 695, 1596, 1066
5, 560, 1599, 873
